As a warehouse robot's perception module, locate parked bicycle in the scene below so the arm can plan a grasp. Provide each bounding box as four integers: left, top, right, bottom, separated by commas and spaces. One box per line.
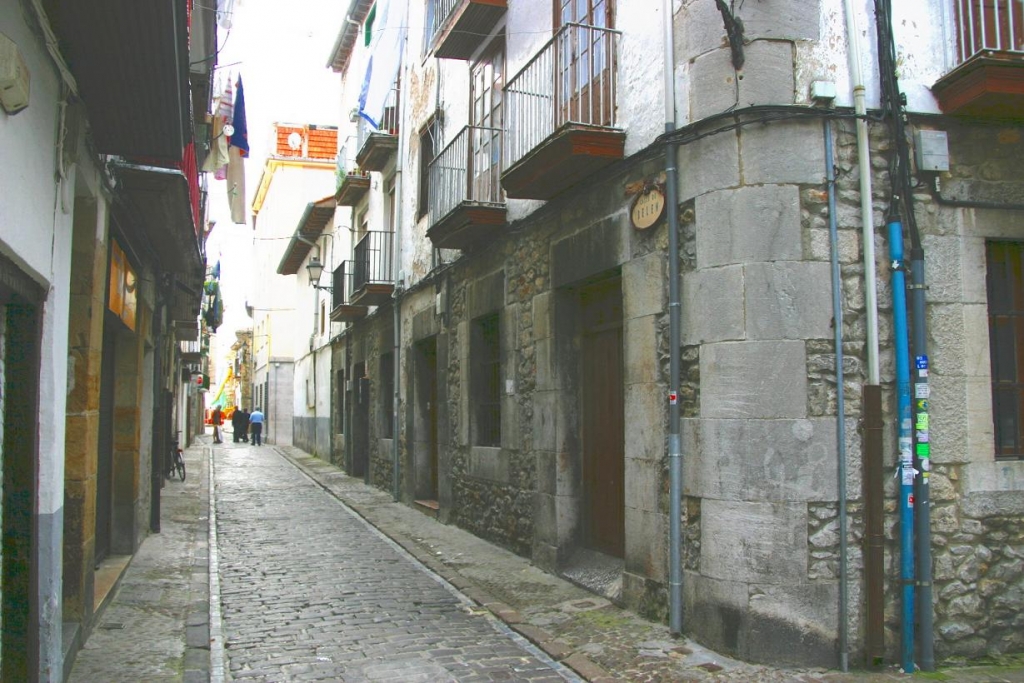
166, 436, 186, 482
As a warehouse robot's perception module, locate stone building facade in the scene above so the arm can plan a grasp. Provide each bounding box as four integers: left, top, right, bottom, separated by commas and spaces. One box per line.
319, 0, 1024, 670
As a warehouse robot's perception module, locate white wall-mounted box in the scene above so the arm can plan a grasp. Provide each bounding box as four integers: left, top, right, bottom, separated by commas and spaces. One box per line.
0, 32, 30, 114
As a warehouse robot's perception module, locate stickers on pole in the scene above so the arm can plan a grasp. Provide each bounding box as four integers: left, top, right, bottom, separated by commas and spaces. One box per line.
916, 355, 929, 377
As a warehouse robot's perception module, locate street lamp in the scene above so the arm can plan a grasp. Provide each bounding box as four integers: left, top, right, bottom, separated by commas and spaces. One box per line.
306, 256, 332, 292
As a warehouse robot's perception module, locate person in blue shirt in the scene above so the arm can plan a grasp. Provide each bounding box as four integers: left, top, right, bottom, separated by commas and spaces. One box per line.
248, 407, 265, 446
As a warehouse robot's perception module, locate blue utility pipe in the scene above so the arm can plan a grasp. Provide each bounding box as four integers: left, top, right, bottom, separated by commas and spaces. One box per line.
888, 215, 915, 672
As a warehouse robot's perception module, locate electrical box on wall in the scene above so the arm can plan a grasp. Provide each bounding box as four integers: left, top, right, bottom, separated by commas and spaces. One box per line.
0, 32, 30, 115
914, 130, 950, 172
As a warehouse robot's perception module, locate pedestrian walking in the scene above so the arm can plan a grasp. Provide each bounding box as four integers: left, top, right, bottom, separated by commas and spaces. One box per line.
248, 407, 264, 446
231, 407, 248, 443
211, 405, 223, 444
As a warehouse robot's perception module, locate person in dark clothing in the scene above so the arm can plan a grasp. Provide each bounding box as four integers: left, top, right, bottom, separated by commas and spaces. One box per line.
231, 407, 249, 443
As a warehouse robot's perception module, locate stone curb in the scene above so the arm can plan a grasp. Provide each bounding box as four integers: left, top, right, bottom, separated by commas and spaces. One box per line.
275, 448, 612, 682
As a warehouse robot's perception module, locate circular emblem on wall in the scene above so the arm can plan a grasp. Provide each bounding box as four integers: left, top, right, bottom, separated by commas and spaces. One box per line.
630, 186, 666, 230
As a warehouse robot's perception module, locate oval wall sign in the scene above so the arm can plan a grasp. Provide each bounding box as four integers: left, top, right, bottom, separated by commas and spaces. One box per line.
630, 187, 666, 230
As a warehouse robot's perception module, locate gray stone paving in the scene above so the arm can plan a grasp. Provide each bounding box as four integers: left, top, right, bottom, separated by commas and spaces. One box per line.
64, 435, 1024, 682
212, 444, 577, 682
67, 442, 210, 683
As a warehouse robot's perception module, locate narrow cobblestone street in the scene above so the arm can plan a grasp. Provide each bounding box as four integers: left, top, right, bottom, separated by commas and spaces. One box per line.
212, 440, 577, 682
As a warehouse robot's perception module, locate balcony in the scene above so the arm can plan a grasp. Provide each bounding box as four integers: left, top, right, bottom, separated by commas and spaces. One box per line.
336, 172, 371, 206
180, 339, 203, 365
429, 0, 507, 60
356, 87, 401, 172
329, 261, 369, 323
932, 0, 1024, 117
502, 22, 625, 200
351, 230, 395, 307
427, 126, 507, 250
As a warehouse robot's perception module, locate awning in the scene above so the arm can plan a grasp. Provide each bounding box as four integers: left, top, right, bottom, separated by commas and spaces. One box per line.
48, 0, 191, 161
277, 196, 337, 275
111, 162, 202, 275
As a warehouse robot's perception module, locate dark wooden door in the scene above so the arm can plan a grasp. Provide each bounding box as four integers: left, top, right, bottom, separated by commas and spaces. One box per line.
580, 277, 624, 557
352, 362, 369, 479
95, 320, 116, 562
422, 338, 439, 499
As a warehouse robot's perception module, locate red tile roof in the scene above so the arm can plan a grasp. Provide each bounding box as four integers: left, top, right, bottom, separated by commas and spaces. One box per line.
273, 124, 338, 160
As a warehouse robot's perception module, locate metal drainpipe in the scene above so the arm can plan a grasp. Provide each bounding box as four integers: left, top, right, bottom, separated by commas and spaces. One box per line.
910, 245, 933, 671
824, 117, 849, 672
841, 0, 885, 665
664, 0, 683, 636
392, 11, 411, 503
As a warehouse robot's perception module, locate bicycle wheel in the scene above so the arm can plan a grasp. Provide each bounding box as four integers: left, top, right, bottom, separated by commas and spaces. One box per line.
175, 453, 186, 482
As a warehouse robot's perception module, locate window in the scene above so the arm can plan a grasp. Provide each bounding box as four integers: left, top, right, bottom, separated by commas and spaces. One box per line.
472, 312, 501, 447
986, 240, 1024, 460
418, 117, 441, 219
471, 34, 505, 203
320, 300, 326, 336
380, 351, 394, 438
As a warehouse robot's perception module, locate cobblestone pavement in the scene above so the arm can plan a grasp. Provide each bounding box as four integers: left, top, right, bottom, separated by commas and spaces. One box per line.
66, 434, 1024, 682
213, 442, 577, 682
68, 439, 210, 683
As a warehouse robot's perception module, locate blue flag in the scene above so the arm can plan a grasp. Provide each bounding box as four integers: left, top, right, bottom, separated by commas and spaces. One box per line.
229, 76, 249, 157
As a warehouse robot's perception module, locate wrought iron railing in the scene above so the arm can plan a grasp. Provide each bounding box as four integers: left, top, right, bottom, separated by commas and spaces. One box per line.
357, 85, 401, 150
180, 339, 202, 355
954, 0, 1024, 64
352, 230, 394, 293
331, 261, 356, 310
504, 22, 620, 169
429, 0, 459, 41
428, 125, 504, 225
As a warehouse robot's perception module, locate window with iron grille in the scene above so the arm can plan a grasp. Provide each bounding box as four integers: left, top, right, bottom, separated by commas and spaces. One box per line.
986, 240, 1024, 461
380, 351, 394, 438
472, 312, 501, 447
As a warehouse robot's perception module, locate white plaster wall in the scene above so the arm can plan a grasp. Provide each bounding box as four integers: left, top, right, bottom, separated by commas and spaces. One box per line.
0, 7, 84, 676
252, 165, 336, 363
795, 0, 948, 113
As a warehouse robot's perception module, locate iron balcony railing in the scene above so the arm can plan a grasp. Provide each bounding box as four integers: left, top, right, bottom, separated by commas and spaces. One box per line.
180, 339, 202, 355
428, 125, 504, 225
357, 85, 401, 150
331, 261, 357, 310
352, 230, 394, 293
954, 0, 1024, 64
430, 0, 458, 40
504, 22, 620, 169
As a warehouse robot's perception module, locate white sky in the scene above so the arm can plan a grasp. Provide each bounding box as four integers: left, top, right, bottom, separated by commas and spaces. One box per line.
204, 0, 344, 369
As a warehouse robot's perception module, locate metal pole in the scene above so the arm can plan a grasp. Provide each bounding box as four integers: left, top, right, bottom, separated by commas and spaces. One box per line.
663, 0, 683, 636
888, 214, 915, 673
910, 247, 934, 670
824, 119, 849, 672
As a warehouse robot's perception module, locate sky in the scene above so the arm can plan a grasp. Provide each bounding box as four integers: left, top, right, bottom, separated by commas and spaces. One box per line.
203, 0, 344, 368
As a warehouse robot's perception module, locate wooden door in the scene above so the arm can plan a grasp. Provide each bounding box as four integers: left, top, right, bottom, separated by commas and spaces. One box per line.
421, 338, 439, 499
352, 362, 369, 479
95, 318, 116, 562
580, 277, 624, 557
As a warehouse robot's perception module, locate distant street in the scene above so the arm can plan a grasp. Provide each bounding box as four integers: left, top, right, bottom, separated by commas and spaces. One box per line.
212, 441, 576, 681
